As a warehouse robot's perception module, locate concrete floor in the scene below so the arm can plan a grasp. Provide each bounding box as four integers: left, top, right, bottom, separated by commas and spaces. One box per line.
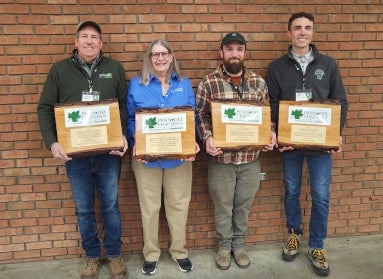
0, 234, 382, 279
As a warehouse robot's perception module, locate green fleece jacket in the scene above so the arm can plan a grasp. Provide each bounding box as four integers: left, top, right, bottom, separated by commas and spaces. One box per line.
37, 50, 128, 149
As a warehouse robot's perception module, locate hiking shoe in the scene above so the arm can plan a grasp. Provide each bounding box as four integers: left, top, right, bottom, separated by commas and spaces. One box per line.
142, 261, 157, 275
106, 256, 127, 279
215, 249, 231, 270
81, 257, 101, 279
307, 248, 330, 277
282, 229, 302, 262
232, 249, 250, 268
172, 257, 193, 272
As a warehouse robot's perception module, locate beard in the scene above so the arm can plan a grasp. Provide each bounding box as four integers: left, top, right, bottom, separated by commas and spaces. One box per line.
223, 59, 244, 75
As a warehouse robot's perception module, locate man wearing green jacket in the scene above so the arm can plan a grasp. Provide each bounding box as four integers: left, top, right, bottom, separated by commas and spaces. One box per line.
37, 21, 128, 279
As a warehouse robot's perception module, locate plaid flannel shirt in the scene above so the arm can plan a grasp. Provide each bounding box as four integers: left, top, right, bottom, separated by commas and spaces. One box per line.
196, 65, 269, 165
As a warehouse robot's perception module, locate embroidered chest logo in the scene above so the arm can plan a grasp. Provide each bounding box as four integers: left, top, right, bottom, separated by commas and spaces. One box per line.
98, 73, 113, 78
314, 69, 325, 80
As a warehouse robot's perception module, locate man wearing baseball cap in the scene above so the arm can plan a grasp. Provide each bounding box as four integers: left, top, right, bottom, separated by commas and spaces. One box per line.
196, 32, 276, 270
37, 21, 128, 279
76, 20, 102, 35
220, 32, 247, 48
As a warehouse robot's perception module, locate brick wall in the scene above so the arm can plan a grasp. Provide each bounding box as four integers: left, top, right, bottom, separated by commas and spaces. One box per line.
0, 1, 382, 263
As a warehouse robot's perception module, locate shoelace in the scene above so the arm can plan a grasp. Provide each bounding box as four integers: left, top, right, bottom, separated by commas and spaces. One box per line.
178, 258, 189, 264
177, 258, 191, 268
109, 257, 123, 266
286, 234, 300, 251
144, 261, 156, 268
311, 249, 328, 267
85, 258, 98, 269
108, 257, 127, 274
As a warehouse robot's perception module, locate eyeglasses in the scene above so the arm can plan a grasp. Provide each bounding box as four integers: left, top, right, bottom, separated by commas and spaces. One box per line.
151, 52, 170, 60
78, 34, 101, 42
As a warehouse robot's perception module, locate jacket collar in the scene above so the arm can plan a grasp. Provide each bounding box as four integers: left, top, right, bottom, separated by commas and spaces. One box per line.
287, 44, 319, 61
149, 71, 177, 84
71, 49, 103, 67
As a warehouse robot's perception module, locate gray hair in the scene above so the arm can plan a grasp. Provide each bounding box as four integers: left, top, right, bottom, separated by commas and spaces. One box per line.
140, 39, 183, 85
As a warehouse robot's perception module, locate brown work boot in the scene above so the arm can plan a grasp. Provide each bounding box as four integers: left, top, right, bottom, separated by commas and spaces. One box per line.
232, 248, 250, 268
215, 249, 231, 270
81, 257, 101, 279
107, 256, 128, 279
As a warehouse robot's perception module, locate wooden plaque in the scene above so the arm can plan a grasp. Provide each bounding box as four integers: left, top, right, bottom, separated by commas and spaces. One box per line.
135, 106, 195, 161
211, 100, 271, 150
278, 100, 341, 150
54, 99, 124, 157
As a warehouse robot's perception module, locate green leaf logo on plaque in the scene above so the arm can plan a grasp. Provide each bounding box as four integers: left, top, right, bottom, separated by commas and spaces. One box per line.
224, 108, 236, 119
146, 117, 158, 128
291, 109, 303, 119
68, 111, 81, 122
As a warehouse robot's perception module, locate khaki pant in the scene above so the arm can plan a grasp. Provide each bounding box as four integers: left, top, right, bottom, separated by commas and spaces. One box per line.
208, 160, 261, 250
132, 159, 192, 261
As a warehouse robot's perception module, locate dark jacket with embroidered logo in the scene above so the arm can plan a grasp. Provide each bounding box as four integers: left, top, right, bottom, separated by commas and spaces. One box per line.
37, 50, 127, 149
267, 44, 348, 135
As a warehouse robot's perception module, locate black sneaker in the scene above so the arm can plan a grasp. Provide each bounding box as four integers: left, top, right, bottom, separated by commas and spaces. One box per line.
172, 257, 193, 272
142, 261, 157, 275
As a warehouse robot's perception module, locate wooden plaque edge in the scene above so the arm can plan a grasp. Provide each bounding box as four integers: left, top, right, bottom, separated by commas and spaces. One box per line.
134, 107, 196, 161
54, 99, 124, 157
277, 100, 341, 151
211, 100, 271, 151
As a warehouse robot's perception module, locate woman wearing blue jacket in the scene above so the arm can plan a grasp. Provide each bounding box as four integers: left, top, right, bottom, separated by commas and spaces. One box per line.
127, 39, 199, 276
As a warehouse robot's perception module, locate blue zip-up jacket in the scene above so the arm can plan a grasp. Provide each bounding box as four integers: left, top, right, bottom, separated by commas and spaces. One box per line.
127, 72, 196, 168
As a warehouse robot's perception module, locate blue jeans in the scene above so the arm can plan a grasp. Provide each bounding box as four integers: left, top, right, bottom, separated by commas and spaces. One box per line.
282, 152, 332, 249
65, 154, 122, 258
